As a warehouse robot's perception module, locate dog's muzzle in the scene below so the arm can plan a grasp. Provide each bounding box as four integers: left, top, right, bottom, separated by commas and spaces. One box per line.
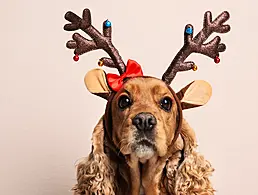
132, 112, 157, 131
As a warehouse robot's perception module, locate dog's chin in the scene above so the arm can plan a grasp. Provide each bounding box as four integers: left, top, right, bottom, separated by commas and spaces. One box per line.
132, 140, 155, 161
134, 145, 154, 160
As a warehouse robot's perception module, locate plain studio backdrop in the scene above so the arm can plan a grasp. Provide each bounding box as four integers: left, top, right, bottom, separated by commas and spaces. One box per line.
1, 0, 258, 194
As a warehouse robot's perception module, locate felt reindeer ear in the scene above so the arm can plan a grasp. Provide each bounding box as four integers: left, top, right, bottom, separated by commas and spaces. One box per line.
84, 69, 111, 100
176, 80, 212, 110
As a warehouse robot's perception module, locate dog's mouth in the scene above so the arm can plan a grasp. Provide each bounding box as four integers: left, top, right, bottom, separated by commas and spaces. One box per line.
137, 139, 155, 147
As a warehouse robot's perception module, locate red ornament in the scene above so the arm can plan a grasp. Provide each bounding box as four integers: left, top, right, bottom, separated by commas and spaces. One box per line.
214, 56, 220, 64
73, 54, 79, 62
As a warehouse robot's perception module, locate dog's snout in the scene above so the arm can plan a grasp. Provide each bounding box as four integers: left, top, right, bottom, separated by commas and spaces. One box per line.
132, 112, 157, 131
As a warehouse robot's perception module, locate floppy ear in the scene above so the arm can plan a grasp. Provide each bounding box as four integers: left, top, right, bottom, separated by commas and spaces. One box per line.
176, 119, 214, 194
164, 119, 214, 194
72, 117, 116, 195
84, 69, 111, 100
176, 80, 212, 110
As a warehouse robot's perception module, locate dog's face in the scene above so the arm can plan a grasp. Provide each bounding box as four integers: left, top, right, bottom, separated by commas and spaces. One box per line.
111, 77, 179, 160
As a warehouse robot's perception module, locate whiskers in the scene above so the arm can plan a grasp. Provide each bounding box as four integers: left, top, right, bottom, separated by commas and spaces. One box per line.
117, 138, 131, 156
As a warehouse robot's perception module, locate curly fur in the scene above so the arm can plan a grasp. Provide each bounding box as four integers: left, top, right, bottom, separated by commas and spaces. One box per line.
73, 153, 116, 195
72, 118, 116, 195
175, 151, 214, 195
163, 150, 215, 195
162, 119, 215, 195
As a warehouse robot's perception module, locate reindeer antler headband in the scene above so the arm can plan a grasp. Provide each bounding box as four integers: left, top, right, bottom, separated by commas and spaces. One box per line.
64, 8, 230, 94
64, 8, 230, 157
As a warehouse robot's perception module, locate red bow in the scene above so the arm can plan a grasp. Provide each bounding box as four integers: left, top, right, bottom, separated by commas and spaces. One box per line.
106, 59, 143, 92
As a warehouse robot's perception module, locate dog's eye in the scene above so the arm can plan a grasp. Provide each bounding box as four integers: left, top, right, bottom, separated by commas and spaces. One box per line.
118, 95, 131, 109
160, 97, 172, 111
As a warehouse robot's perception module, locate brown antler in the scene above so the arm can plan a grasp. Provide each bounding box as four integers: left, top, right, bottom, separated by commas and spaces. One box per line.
162, 11, 230, 84
64, 8, 126, 74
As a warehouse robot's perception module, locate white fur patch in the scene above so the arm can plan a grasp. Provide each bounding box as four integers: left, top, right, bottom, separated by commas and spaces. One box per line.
134, 145, 154, 159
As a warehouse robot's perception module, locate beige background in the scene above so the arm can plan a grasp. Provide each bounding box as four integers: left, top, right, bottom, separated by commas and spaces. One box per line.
1, 0, 258, 194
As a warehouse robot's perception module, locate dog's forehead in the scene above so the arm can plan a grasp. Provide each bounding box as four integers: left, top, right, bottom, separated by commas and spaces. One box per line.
123, 77, 171, 95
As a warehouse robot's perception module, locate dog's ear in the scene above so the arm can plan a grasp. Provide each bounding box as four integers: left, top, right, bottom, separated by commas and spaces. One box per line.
84, 69, 111, 100
176, 80, 212, 110
73, 117, 116, 195
170, 119, 214, 194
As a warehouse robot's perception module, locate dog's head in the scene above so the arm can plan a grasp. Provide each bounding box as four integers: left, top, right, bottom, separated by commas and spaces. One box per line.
64, 9, 230, 160
85, 67, 212, 160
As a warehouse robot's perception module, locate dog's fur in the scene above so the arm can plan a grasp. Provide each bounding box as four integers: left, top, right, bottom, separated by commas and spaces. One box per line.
72, 77, 214, 195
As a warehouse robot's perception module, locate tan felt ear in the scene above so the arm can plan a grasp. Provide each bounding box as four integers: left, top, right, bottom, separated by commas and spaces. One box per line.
84, 69, 111, 99
176, 80, 212, 110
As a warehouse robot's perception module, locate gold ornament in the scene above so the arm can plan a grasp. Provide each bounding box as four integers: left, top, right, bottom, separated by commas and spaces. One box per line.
98, 60, 104, 67
192, 64, 198, 71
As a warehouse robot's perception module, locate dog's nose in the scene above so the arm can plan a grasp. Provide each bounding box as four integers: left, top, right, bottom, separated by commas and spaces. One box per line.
132, 112, 157, 131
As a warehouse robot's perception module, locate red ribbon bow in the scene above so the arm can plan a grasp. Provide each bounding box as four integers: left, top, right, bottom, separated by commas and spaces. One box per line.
106, 59, 143, 92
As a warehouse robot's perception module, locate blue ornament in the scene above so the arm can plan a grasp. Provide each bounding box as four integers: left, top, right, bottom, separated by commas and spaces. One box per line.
104, 20, 111, 28
185, 27, 193, 35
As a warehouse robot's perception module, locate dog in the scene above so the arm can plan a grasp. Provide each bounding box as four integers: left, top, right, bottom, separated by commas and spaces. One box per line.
64, 8, 230, 195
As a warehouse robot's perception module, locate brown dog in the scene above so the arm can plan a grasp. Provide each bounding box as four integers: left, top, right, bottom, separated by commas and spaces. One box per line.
64, 8, 230, 195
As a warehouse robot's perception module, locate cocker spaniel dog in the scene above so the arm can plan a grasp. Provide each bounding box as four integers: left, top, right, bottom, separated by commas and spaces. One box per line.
63, 8, 230, 195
